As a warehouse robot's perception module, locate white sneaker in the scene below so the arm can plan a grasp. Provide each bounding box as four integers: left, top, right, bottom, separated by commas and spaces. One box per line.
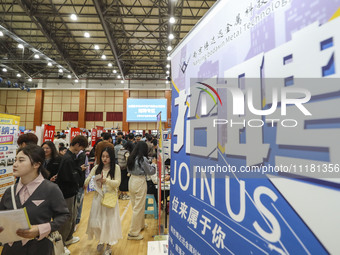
64, 246, 71, 255
127, 233, 143, 240
65, 236, 80, 246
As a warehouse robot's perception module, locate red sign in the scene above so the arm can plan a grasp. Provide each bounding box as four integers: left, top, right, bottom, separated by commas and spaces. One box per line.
91, 128, 97, 147
43, 125, 55, 142
70, 128, 81, 141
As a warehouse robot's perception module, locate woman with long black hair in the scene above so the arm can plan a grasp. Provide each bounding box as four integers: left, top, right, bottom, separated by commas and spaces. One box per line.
41, 141, 61, 181
126, 141, 156, 240
84, 147, 122, 255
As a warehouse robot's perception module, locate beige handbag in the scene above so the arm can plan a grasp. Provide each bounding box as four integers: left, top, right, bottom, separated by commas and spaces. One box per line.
101, 191, 118, 208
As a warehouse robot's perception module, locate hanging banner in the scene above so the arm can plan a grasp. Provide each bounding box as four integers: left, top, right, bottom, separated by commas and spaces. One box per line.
43, 125, 55, 143
170, 0, 340, 254
0, 114, 20, 145
70, 127, 81, 141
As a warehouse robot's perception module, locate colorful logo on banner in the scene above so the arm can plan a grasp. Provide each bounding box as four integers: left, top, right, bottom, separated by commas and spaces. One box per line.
170, 1, 340, 255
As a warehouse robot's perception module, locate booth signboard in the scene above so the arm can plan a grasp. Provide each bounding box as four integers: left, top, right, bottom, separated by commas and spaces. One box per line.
43, 125, 55, 143
0, 114, 19, 198
96, 126, 104, 139
91, 128, 97, 147
0, 145, 16, 199
170, 0, 340, 254
70, 127, 81, 141
0, 114, 20, 145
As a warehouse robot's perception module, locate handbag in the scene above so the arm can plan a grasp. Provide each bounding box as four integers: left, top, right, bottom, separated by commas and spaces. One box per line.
101, 191, 118, 208
47, 231, 64, 255
10, 185, 64, 255
100, 175, 118, 208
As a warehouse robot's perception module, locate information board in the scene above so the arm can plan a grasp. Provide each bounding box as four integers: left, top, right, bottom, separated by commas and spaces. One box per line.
170, 0, 340, 254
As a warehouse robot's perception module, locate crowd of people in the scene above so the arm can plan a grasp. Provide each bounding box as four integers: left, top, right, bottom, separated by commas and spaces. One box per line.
0, 131, 167, 255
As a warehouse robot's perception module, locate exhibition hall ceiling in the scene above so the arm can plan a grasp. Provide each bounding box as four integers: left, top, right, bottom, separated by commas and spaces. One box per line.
0, 0, 216, 82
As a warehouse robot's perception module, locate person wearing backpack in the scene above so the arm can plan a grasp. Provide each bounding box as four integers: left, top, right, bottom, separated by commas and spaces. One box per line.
117, 141, 134, 200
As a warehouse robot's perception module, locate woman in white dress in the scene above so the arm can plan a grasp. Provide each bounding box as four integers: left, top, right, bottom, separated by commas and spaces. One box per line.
84, 147, 122, 255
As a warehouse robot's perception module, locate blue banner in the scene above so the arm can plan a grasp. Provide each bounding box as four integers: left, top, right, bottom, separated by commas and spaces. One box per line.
170, 0, 340, 254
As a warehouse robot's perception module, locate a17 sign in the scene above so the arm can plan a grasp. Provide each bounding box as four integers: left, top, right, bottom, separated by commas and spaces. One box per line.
43, 125, 55, 142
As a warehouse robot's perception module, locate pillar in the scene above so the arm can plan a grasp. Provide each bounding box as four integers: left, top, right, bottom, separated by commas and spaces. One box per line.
33, 89, 44, 130
79, 90, 87, 128
123, 90, 129, 132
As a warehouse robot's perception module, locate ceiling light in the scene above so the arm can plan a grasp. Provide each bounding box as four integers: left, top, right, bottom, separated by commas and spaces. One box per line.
75, 79, 79, 83
17, 73, 21, 77
167, 46, 172, 51
47, 62, 52, 67
84, 32, 90, 38
0, 31, 3, 37
166, 70, 170, 74
113, 70, 117, 73
34, 54, 40, 59
169, 34, 174, 40
166, 81, 169, 84
58, 69, 63, 73
2, 68, 7, 72
70, 14, 77, 21
121, 80, 124, 84
94, 45, 99, 50
18, 44, 24, 49
28, 78, 32, 82
108, 63, 112, 67
117, 75, 121, 79
101, 55, 106, 60
166, 64, 170, 68
169, 17, 176, 24
67, 74, 71, 78
167, 56, 171, 60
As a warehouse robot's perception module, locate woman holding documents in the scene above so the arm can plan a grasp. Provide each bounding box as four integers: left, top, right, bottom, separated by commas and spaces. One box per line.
84, 147, 122, 255
0, 145, 69, 255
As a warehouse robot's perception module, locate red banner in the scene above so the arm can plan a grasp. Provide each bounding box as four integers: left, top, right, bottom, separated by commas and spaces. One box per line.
91, 128, 97, 147
70, 127, 81, 141
43, 125, 55, 142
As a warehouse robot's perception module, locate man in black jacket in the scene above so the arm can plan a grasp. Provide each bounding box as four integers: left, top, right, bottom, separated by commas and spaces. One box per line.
56, 135, 88, 247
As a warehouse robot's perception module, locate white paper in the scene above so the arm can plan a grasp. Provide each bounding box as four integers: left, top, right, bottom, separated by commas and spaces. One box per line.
93, 174, 103, 196
0, 208, 30, 244
147, 240, 169, 255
